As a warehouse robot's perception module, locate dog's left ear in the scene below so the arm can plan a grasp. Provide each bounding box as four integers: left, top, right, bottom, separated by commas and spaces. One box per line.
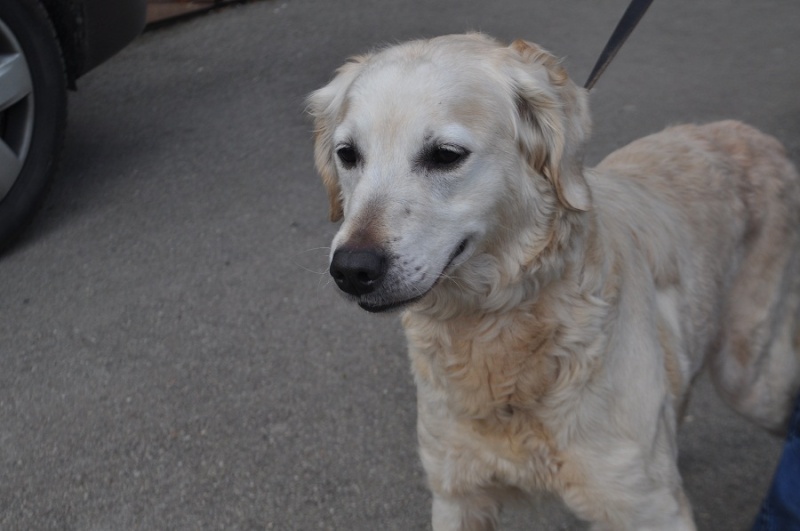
307, 55, 370, 222
507, 39, 592, 211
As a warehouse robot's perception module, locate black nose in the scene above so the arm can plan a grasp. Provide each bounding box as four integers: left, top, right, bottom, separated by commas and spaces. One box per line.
329, 248, 387, 296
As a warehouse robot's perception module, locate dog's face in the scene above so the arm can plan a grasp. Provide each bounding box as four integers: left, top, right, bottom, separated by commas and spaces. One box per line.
309, 34, 591, 312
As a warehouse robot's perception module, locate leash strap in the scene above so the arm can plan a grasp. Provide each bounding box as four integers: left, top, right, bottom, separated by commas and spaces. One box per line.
584, 0, 655, 90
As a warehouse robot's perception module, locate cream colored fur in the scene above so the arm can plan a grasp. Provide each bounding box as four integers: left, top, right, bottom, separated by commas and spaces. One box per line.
308, 33, 800, 530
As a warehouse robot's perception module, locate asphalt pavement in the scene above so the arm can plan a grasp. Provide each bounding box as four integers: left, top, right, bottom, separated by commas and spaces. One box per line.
1, 0, 799, 529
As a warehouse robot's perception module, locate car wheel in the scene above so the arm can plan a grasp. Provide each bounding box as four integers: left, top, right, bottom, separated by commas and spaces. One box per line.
0, 0, 67, 253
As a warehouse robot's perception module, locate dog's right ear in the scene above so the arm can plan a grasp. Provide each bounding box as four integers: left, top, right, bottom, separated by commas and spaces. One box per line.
307, 55, 370, 222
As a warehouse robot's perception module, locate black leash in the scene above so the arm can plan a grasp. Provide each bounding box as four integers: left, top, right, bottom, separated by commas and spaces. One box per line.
584, 0, 655, 90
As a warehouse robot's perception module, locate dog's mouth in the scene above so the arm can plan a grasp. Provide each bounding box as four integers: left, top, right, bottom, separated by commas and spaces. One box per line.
358, 238, 470, 313
447, 239, 469, 269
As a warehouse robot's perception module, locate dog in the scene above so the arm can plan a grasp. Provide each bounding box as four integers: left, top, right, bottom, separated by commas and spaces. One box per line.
308, 33, 800, 530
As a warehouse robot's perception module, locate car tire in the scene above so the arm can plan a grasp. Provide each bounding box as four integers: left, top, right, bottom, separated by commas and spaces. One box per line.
0, 0, 67, 253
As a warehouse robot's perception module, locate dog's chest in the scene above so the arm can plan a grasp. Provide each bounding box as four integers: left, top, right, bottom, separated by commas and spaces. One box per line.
408, 315, 569, 490
408, 312, 559, 414
403, 296, 610, 491
409, 312, 595, 437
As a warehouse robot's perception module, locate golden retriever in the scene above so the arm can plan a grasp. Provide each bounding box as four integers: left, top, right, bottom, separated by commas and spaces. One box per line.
308, 33, 800, 530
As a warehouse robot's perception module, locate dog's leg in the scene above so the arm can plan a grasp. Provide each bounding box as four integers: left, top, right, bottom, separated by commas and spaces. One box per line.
572, 475, 696, 531
431, 493, 501, 531
558, 413, 697, 531
707, 135, 800, 434
710, 243, 800, 435
584, 497, 694, 531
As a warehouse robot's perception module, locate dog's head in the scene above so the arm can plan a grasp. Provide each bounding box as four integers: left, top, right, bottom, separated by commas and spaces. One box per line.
308, 34, 591, 312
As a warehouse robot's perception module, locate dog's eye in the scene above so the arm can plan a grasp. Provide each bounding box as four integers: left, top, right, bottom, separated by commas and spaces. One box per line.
421, 145, 469, 171
336, 146, 359, 167
432, 148, 464, 165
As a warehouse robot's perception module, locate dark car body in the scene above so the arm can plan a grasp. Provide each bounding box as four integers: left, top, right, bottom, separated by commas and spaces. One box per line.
43, 0, 147, 86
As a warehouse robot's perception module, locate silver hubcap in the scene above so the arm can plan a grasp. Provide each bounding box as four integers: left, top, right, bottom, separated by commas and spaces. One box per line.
0, 17, 35, 201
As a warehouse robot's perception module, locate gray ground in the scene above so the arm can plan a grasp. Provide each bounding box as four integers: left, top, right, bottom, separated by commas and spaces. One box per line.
1, 0, 799, 529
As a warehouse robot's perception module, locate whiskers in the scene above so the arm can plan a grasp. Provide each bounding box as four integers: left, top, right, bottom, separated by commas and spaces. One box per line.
438, 270, 468, 296
293, 246, 334, 289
